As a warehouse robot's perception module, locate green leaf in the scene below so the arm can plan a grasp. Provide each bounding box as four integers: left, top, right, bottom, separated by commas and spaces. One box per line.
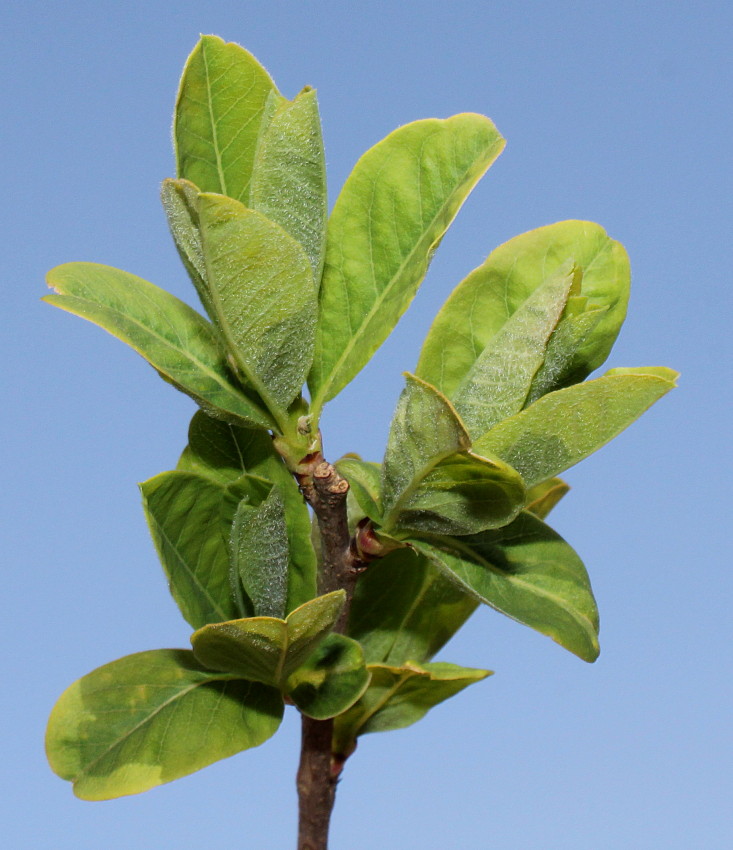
452, 263, 576, 438
46, 649, 283, 800
141, 470, 270, 627
309, 114, 505, 409
417, 220, 630, 398
332, 661, 490, 758
177, 411, 317, 611
285, 634, 370, 720
525, 477, 570, 519
197, 193, 317, 418
174, 35, 283, 203
473, 367, 679, 488
191, 591, 345, 687
381, 374, 525, 535
348, 547, 478, 665
334, 456, 383, 523
410, 511, 600, 662
230, 486, 289, 619
251, 87, 328, 282
44, 263, 274, 430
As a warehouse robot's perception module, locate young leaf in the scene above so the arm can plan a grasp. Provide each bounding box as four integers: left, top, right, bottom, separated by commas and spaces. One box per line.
191, 591, 346, 687
46, 650, 283, 800
332, 661, 490, 759
348, 547, 478, 665
452, 263, 576, 437
417, 220, 630, 398
174, 35, 284, 203
250, 87, 328, 282
334, 456, 383, 523
524, 477, 570, 519
197, 193, 317, 417
409, 511, 600, 662
230, 486, 289, 619
381, 374, 525, 535
473, 367, 679, 488
160, 178, 215, 321
309, 114, 505, 409
177, 411, 317, 611
44, 263, 274, 430
141, 470, 270, 627
285, 634, 370, 720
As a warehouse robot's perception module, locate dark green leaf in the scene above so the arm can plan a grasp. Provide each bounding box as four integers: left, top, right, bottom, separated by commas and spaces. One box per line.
348, 547, 478, 665
334, 456, 383, 523
285, 634, 370, 720
332, 661, 490, 758
231, 486, 289, 619
191, 591, 345, 687
141, 470, 270, 627
381, 374, 525, 535
309, 114, 505, 409
46, 649, 283, 800
473, 367, 679, 488
410, 511, 600, 661
44, 263, 274, 429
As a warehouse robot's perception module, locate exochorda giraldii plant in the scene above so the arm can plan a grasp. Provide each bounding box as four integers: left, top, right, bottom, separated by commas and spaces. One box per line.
44, 35, 677, 849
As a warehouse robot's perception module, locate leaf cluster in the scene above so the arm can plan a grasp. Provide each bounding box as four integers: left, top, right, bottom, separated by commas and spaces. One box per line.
44, 35, 676, 800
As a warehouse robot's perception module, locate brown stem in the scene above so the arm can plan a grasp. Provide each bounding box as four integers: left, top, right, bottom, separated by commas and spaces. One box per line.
294, 451, 366, 849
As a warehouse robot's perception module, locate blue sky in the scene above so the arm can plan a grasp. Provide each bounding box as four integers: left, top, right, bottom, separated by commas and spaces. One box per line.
3, 1, 731, 847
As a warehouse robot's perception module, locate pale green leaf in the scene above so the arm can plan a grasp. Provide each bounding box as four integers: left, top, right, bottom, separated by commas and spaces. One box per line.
334, 456, 383, 523
473, 367, 679, 488
174, 35, 284, 203
44, 263, 274, 430
46, 650, 283, 800
191, 591, 345, 687
251, 87, 327, 281
381, 374, 525, 535
417, 220, 630, 398
231, 486, 289, 619
332, 661, 490, 758
309, 114, 505, 408
141, 470, 270, 627
452, 263, 576, 437
197, 193, 317, 416
410, 511, 600, 661
524, 477, 570, 519
285, 634, 370, 720
177, 411, 317, 611
348, 547, 478, 665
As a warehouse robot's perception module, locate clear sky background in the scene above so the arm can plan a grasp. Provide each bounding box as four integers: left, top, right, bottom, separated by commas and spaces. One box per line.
3, 1, 731, 848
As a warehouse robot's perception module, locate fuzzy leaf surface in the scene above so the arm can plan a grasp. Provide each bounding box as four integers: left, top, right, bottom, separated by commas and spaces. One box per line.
230, 486, 289, 619
285, 634, 370, 720
333, 661, 490, 757
348, 547, 478, 664
417, 221, 630, 398
250, 88, 327, 281
410, 511, 600, 662
452, 263, 576, 437
46, 650, 282, 800
309, 114, 505, 407
174, 35, 283, 203
473, 367, 679, 488
44, 263, 274, 429
177, 411, 317, 610
381, 374, 524, 534
190, 591, 345, 687
141, 471, 270, 627
197, 193, 317, 416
